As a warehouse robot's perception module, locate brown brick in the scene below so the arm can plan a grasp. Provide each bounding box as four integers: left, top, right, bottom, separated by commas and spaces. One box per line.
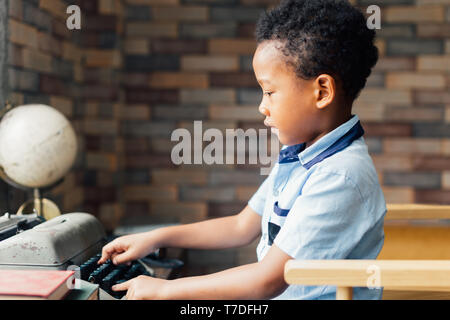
352, 102, 385, 121
209, 39, 256, 54
384, 138, 443, 154
152, 169, 207, 185
418, 55, 450, 72
40, 75, 65, 95
151, 39, 207, 54
82, 85, 118, 101
363, 122, 412, 137
8, 92, 24, 106
126, 22, 178, 37
126, 0, 179, 4
126, 154, 175, 168
356, 88, 412, 105
415, 190, 450, 205
8, 43, 23, 67
124, 38, 150, 55
238, 23, 256, 38
181, 55, 239, 71
98, 203, 123, 232
150, 138, 175, 154
210, 72, 257, 88
9, 0, 23, 19
180, 186, 235, 202
149, 202, 208, 223
84, 119, 119, 135
149, 72, 209, 89
84, 49, 122, 68
99, 0, 123, 15
412, 156, 450, 171
123, 185, 177, 201
209, 105, 263, 121
52, 18, 71, 39
63, 187, 84, 211
86, 152, 118, 170
374, 57, 416, 71
120, 105, 151, 120
50, 96, 73, 117
385, 6, 445, 23
152, 6, 208, 22
124, 137, 150, 153
126, 88, 179, 104
386, 72, 446, 89
372, 155, 413, 171
122, 73, 149, 87
181, 89, 235, 104
208, 202, 246, 217
417, 24, 450, 37
382, 186, 415, 204
442, 171, 450, 189
9, 19, 38, 48
62, 41, 82, 63
236, 186, 258, 201
416, 91, 450, 104
39, 0, 67, 20
385, 106, 444, 122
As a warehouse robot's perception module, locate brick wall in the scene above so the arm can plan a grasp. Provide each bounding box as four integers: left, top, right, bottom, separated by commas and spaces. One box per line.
2, 0, 449, 275
5, 0, 125, 231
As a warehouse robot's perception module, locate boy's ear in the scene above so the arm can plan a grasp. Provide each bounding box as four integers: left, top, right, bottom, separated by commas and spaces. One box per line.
313, 74, 336, 109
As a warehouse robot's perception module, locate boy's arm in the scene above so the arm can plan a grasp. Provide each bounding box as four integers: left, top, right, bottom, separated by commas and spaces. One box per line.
113, 244, 292, 300
99, 205, 261, 264
155, 205, 262, 250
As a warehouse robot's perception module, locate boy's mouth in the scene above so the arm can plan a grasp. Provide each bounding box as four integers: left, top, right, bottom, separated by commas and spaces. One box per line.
264, 119, 279, 135
264, 118, 274, 128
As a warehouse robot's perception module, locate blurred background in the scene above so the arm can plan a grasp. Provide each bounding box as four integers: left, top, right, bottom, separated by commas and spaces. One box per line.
0, 0, 449, 275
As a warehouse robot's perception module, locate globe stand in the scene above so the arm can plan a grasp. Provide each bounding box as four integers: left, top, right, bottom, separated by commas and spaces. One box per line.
0, 165, 63, 220
16, 188, 61, 220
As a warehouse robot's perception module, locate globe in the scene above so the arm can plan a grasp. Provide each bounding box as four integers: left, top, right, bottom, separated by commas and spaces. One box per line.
0, 104, 77, 189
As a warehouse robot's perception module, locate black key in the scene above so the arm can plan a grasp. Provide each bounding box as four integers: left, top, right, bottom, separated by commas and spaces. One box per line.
80, 256, 101, 280
101, 268, 126, 292
88, 260, 114, 283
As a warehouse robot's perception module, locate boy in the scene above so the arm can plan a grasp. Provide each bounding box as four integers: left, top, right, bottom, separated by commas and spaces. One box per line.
98, 0, 386, 300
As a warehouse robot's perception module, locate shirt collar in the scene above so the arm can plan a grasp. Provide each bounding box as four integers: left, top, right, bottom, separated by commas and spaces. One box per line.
278, 114, 362, 167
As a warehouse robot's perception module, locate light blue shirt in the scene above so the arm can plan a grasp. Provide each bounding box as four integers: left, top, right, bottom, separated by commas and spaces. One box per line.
248, 115, 386, 300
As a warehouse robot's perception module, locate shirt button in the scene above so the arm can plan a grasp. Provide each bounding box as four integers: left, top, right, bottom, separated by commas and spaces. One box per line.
273, 190, 279, 196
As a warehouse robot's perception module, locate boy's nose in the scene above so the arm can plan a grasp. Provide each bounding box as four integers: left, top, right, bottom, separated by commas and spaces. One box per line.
258, 103, 270, 117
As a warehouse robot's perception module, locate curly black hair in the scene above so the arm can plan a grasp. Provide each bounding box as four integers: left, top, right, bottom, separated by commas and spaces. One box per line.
255, 0, 378, 102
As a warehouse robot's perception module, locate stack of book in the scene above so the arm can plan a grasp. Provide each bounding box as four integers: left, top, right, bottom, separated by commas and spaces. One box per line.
0, 270, 98, 300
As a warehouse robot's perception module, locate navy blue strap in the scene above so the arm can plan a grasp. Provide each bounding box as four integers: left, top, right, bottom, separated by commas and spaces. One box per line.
303, 121, 364, 169
277, 120, 364, 169
273, 201, 290, 217
278, 143, 306, 164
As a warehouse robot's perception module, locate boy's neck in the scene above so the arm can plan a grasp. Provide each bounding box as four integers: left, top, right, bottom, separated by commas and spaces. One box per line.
304, 111, 353, 149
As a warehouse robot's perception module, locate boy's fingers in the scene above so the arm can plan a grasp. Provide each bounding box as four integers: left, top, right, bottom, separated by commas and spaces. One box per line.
112, 251, 133, 265
98, 245, 115, 264
112, 280, 131, 292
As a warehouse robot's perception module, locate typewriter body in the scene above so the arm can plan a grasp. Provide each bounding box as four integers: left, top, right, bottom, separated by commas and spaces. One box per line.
0, 212, 152, 299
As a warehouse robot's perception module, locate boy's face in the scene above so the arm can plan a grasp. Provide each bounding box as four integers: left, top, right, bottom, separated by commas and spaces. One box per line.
252, 40, 320, 146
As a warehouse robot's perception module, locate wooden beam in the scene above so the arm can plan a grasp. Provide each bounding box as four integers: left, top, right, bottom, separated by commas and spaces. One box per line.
285, 260, 450, 289
385, 204, 450, 220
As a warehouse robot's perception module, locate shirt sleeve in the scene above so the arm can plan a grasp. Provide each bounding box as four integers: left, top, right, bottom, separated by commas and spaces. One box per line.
248, 173, 272, 216
274, 170, 373, 259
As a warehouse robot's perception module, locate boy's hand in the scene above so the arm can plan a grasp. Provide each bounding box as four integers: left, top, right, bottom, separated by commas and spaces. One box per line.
112, 276, 167, 300
98, 232, 157, 265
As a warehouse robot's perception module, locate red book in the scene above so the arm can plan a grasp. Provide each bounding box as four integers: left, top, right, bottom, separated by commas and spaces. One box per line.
0, 270, 75, 300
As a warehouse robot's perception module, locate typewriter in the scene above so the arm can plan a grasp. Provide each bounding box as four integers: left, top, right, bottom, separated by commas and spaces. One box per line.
0, 212, 164, 299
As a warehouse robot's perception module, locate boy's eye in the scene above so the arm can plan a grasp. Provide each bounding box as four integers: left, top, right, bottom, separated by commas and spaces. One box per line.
264, 91, 273, 97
